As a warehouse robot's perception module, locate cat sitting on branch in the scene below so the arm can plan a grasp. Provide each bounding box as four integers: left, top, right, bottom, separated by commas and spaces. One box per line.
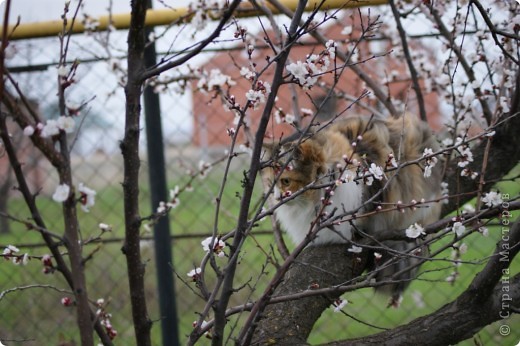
262, 114, 444, 305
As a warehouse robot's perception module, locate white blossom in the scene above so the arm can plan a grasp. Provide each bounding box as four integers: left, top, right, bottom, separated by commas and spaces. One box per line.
341, 25, 353, 35
167, 198, 180, 209
57, 116, 75, 133
388, 153, 398, 168
286, 61, 310, 85
78, 183, 96, 212
422, 148, 438, 178
368, 163, 384, 180
286, 43, 335, 89
198, 160, 212, 179
98, 223, 112, 232
481, 191, 503, 208
57, 65, 68, 77
41, 119, 60, 138
452, 221, 465, 237
197, 69, 235, 92
169, 186, 180, 200
12, 253, 29, 266
187, 267, 202, 280
479, 226, 489, 237
201, 236, 226, 257
23, 125, 35, 136
363, 173, 374, 186
462, 204, 475, 214
441, 138, 453, 147
245, 81, 271, 110
435, 74, 450, 86
157, 201, 167, 213
240, 66, 255, 80
424, 165, 432, 178
405, 223, 425, 239
52, 184, 70, 203
3, 245, 19, 256
347, 245, 362, 253
457, 146, 474, 168
332, 298, 349, 312
274, 109, 295, 124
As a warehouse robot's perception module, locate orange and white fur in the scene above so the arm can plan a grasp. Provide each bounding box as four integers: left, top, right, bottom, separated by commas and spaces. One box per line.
263, 115, 443, 301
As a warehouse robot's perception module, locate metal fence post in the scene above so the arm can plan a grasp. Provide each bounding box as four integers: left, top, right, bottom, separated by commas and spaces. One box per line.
143, 1, 180, 345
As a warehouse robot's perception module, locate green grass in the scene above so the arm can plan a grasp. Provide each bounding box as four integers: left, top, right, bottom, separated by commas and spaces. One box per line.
1, 165, 519, 345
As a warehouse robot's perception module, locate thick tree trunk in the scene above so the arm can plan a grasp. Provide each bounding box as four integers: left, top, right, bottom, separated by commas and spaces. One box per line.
252, 244, 368, 345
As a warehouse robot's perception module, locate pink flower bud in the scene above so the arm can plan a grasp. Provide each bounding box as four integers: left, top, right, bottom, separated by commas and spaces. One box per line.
61, 297, 72, 307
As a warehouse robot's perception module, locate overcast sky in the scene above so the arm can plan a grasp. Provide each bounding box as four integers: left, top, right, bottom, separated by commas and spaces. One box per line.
4, 0, 191, 24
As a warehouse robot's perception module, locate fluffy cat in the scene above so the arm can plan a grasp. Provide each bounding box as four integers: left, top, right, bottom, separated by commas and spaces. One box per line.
263, 115, 443, 303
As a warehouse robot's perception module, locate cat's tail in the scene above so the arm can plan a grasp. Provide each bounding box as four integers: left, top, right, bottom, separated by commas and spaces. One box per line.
370, 239, 428, 308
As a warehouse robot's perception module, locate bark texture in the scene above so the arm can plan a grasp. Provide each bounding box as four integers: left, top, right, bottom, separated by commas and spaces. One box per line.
252, 244, 368, 345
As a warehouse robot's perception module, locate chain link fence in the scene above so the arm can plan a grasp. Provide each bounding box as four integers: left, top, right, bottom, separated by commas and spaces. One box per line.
1, 8, 519, 346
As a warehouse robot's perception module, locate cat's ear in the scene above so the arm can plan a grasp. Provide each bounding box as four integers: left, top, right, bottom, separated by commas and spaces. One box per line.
297, 140, 324, 165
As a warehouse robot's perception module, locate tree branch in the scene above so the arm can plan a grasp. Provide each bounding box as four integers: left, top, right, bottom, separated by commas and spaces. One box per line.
325, 218, 520, 346
251, 244, 368, 345
388, 0, 427, 121
121, 1, 152, 345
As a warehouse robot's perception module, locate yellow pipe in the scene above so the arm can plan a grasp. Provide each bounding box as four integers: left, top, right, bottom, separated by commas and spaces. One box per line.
3, 0, 388, 41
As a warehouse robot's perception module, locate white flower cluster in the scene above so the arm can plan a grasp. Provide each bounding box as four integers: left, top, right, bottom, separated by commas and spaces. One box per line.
157, 184, 183, 215
197, 69, 235, 93
457, 145, 474, 168
274, 108, 296, 125
442, 137, 478, 179
198, 160, 212, 179
2, 245, 29, 265
422, 148, 438, 178
286, 40, 337, 89
240, 66, 256, 81
157, 185, 182, 214
52, 183, 97, 213
245, 80, 271, 110
24, 116, 76, 139
190, 0, 228, 32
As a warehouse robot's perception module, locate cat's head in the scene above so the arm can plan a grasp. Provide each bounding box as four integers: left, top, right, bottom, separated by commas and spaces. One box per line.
262, 138, 326, 202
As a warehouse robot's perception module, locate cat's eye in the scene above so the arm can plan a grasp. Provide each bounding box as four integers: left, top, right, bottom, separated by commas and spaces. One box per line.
280, 178, 291, 186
